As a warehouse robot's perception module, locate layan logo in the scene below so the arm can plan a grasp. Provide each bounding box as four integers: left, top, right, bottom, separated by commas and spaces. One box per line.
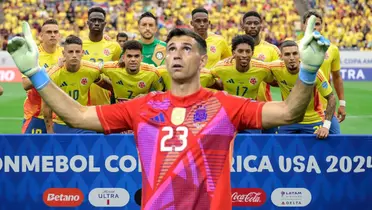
89, 188, 130, 207
271, 188, 312, 207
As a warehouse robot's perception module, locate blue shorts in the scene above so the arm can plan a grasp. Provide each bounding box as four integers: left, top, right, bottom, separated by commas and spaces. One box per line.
329, 115, 341, 134
53, 123, 97, 134
239, 129, 262, 134
279, 121, 323, 134
22, 117, 47, 134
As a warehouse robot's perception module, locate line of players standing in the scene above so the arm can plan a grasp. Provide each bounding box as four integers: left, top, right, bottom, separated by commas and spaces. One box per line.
21, 6, 346, 138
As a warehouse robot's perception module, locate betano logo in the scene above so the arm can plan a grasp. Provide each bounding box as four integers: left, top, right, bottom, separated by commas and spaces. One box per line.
89, 188, 130, 207
43, 188, 84, 207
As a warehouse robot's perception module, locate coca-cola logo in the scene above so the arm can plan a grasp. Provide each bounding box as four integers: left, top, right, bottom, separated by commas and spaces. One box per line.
231, 188, 266, 206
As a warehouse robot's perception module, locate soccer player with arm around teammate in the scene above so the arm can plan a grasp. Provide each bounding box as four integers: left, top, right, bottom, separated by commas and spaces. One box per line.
43, 35, 112, 134
101, 40, 164, 103
269, 40, 336, 138
302, 10, 345, 134
20, 19, 63, 134
8, 16, 328, 209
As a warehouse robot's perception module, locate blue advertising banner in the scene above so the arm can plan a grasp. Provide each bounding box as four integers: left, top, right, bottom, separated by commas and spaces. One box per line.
0, 134, 371, 210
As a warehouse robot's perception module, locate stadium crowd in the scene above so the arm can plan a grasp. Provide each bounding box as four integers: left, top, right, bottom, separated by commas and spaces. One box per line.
1, 0, 372, 50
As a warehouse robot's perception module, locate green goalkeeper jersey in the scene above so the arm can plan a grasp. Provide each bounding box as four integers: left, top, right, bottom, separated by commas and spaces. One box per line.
139, 39, 166, 67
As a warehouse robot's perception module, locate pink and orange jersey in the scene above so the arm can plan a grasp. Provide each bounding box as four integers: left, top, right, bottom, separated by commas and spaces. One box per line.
252, 40, 281, 102
23, 45, 63, 121
96, 88, 264, 210
269, 61, 333, 124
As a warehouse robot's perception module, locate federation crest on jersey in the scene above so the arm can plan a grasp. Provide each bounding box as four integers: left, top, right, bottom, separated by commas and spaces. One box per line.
210, 45, 216, 53
193, 105, 207, 123
81, 77, 88, 85
257, 53, 266, 61
138, 81, 146, 89
155, 52, 164, 60
103, 48, 110, 56
249, 77, 257, 85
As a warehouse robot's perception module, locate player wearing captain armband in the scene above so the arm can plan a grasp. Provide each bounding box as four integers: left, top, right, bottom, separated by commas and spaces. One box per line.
210, 35, 275, 133
21, 19, 63, 134
101, 40, 164, 103
8, 16, 329, 209
269, 40, 336, 138
300, 10, 345, 134
83, 7, 122, 106
157, 65, 222, 91
43, 35, 112, 134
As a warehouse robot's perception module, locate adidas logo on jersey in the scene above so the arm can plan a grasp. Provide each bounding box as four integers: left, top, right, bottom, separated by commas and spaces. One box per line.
60, 81, 68, 87
84, 50, 89, 55
43, 63, 49, 68
226, 79, 235, 84
116, 80, 124, 85
150, 113, 165, 123
280, 80, 287, 85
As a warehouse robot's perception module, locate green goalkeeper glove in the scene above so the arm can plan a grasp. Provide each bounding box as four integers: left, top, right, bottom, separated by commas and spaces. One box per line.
299, 15, 330, 84
7, 21, 50, 90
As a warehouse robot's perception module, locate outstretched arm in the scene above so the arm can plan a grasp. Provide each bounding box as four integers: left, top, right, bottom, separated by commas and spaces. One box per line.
261, 15, 330, 129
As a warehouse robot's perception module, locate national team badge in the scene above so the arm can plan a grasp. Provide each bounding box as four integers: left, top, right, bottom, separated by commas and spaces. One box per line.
210, 46, 216, 53
155, 52, 164, 60
249, 77, 257, 85
81, 77, 88, 85
103, 48, 110, 56
257, 53, 266, 61
138, 81, 146, 88
171, 107, 186, 125
193, 105, 207, 123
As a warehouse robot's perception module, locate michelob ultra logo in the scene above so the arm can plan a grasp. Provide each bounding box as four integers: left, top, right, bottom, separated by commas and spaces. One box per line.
89, 188, 130, 207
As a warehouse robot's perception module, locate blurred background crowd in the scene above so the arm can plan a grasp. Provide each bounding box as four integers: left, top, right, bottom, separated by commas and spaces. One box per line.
1, 0, 372, 51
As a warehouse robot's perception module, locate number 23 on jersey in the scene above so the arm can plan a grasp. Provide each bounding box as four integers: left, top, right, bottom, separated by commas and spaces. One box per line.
160, 126, 188, 152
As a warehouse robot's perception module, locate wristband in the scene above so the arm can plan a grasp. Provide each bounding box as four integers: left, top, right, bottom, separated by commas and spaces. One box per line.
299, 67, 318, 85
339, 100, 346, 107
29, 67, 50, 90
323, 120, 331, 130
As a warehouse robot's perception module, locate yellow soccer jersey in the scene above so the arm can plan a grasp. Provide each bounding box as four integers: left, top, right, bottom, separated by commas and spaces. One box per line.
211, 58, 274, 99
49, 61, 101, 124
253, 40, 281, 102
269, 61, 333, 124
157, 66, 216, 90
38, 45, 63, 69
205, 33, 232, 69
82, 39, 122, 105
102, 62, 164, 102
320, 43, 341, 109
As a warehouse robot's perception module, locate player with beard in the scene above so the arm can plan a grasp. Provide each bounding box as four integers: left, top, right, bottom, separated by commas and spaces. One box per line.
269, 40, 336, 138
138, 12, 166, 67
241, 11, 281, 134
21, 19, 63, 134
83, 7, 122, 106
211, 35, 274, 133
191, 7, 231, 68
101, 40, 164, 102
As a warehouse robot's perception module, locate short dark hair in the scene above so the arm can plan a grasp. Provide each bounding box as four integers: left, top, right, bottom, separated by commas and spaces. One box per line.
138, 12, 157, 25
122, 40, 143, 53
117, 32, 128, 40
88, 6, 106, 18
302, 10, 322, 24
191, 7, 208, 17
242, 11, 262, 23
42, 19, 58, 27
64, 35, 82, 46
231, 35, 255, 52
280, 40, 298, 51
166, 28, 207, 55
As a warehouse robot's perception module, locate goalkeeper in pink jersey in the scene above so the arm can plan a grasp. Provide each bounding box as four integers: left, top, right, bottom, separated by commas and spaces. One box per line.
8, 16, 329, 210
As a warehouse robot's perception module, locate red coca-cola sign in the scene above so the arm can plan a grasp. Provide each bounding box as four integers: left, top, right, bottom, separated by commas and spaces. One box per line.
231, 188, 266, 206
